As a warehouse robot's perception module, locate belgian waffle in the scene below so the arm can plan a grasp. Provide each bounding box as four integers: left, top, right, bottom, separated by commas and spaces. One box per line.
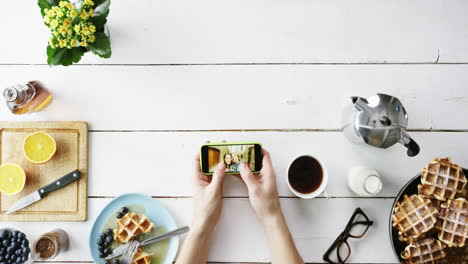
392, 194, 439, 241
401, 238, 447, 264
114, 212, 155, 244
132, 248, 153, 264
419, 157, 467, 201
436, 198, 468, 247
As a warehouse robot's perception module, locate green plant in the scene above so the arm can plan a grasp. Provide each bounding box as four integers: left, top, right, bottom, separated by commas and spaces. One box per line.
38, 0, 111, 66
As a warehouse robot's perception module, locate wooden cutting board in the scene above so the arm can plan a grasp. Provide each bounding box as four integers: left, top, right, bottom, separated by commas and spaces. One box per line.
0, 122, 88, 221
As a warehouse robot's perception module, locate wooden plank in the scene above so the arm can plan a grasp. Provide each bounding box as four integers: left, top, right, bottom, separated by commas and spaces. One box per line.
87, 131, 468, 197
0, 65, 467, 130
0, 122, 88, 221
1, 197, 397, 263
1, 0, 468, 64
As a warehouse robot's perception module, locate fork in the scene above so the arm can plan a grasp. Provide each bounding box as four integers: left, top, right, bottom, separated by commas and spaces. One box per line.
120, 240, 139, 264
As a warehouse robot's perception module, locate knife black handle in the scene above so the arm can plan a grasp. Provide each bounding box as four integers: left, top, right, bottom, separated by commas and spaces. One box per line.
39, 170, 81, 198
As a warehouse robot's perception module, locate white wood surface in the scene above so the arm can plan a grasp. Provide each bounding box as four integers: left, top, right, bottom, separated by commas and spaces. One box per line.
3, 198, 396, 263
0, 65, 467, 130
2, 0, 468, 263
87, 131, 468, 197
2, 0, 468, 64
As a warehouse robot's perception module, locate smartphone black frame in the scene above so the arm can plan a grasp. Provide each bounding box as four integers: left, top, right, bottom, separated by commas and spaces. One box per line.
200, 143, 262, 174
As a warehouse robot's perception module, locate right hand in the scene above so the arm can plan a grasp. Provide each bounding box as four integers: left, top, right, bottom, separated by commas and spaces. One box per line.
239, 149, 282, 223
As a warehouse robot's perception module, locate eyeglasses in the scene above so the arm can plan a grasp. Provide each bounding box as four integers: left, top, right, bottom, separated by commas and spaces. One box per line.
323, 208, 374, 264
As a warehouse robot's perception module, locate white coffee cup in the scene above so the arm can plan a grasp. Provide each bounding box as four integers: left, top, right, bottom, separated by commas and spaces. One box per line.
286, 155, 328, 199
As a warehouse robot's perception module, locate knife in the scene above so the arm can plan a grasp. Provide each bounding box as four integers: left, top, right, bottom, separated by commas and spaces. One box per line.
105, 226, 189, 260
5, 170, 81, 215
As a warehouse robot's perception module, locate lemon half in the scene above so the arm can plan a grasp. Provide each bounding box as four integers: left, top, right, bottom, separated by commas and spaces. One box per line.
0, 164, 26, 194
23, 131, 57, 164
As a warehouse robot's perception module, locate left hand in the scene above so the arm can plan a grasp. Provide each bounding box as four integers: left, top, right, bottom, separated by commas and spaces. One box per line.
191, 153, 226, 233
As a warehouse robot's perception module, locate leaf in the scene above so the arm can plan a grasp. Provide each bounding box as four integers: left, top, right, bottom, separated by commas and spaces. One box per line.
89, 0, 110, 32
88, 32, 111, 58
38, 0, 60, 16
47, 45, 85, 66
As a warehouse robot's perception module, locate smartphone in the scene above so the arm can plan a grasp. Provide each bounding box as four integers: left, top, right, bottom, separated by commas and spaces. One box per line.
200, 142, 263, 175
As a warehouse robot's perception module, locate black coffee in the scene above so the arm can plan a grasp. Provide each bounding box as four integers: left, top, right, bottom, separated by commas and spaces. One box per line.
288, 156, 323, 194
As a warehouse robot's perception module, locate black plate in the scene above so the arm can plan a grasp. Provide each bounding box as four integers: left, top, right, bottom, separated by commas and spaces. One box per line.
388, 168, 468, 263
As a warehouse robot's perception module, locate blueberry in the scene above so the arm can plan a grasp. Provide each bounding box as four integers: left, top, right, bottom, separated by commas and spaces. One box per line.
2, 241, 9, 247
13, 251, 20, 258
99, 253, 104, 259
105, 236, 113, 244
103, 248, 111, 256
21, 256, 27, 263
0, 248, 5, 255
96, 238, 103, 246
9, 244, 16, 250
6, 248, 14, 255
21, 248, 29, 255
112, 259, 119, 264
0, 257, 4, 262
120, 207, 128, 214
98, 246, 104, 252
104, 261, 110, 264
4, 254, 9, 260
116, 212, 124, 219
0, 230, 8, 240
102, 242, 108, 248
105, 229, 112, 236
15, 257, 21, 264
20, 241, 27, 247
0, 262, 5, 264
99, 233, 106, 240
16, 234, 24, 241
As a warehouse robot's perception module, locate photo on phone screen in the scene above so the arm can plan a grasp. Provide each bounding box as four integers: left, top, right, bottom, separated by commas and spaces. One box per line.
201, 143, 262, 174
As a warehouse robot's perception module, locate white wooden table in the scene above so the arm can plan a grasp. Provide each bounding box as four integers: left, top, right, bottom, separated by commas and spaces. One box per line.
1, 0, 468, 263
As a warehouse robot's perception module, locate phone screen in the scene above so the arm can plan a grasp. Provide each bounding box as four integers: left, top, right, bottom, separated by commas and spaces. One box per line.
201, 143, 262, 174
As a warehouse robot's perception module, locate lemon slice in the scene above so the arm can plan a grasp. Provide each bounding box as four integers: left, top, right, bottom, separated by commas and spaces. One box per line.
23, 132, 57, 164
0, 164, 26, 194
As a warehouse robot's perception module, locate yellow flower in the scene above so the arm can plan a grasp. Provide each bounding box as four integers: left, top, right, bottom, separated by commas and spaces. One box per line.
89, 24, 96, 33
66, 3, 74, 10
59, 1, 67, 7
74, 24, 81, 33
57, 11, 64, 17
80, 41, 88, 47
70, 39, 77, 47
59, 39, 67, 48
63, 18, 72, 27
52, 6, 60, 12
47, 9, 55, 17
44, 15, 51, 24
48, 38, 55, 46
84, 0, 94, 6
59, 25, 68, 35
88, 8, 94, 17
88, 35, 96, 43
68, 29, 73, 35
80, 11, 89, 19
51, 19, 59, 28
70, 10, 77, 18
53, 31, 60, 36
81, 26, 90, 35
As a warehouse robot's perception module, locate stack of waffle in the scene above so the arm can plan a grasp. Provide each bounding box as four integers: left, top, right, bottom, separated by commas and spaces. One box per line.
113, 212, 155, 264
392, 157, 468, 264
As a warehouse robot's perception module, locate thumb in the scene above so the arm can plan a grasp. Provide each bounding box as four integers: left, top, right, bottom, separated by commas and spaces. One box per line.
239, 162, 256, 188
210, 162, 226, 189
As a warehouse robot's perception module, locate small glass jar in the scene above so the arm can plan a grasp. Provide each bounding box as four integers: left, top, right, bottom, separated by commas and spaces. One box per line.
347, 166, 383, 196
33, 229, 69, 260
3, 81, 53, 115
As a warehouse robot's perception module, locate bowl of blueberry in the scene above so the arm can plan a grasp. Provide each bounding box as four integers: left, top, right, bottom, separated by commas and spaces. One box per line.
0, 229, 31, 264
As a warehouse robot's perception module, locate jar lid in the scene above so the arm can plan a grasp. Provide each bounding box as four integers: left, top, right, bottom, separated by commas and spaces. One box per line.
364, 175, 383, 195
3, 87, 18, 102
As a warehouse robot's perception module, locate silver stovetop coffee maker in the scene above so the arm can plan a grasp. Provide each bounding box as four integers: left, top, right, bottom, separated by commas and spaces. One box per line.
341, 93, 420, 157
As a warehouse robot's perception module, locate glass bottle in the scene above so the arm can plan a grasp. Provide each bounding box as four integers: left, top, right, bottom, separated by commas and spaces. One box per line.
33, 229, 69, 260
3, 81, 53, 115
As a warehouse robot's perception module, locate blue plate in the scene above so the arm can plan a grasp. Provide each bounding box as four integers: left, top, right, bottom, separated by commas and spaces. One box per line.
89, 193, 179, 264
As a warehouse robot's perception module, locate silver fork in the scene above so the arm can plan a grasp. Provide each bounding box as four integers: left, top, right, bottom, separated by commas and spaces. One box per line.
120, 240, 139, 264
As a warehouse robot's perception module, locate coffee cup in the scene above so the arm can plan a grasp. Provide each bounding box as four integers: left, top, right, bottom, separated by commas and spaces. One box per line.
286, 155, 328, 199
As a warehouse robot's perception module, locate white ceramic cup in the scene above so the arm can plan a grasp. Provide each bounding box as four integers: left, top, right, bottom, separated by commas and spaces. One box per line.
286, 155, 328, 199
